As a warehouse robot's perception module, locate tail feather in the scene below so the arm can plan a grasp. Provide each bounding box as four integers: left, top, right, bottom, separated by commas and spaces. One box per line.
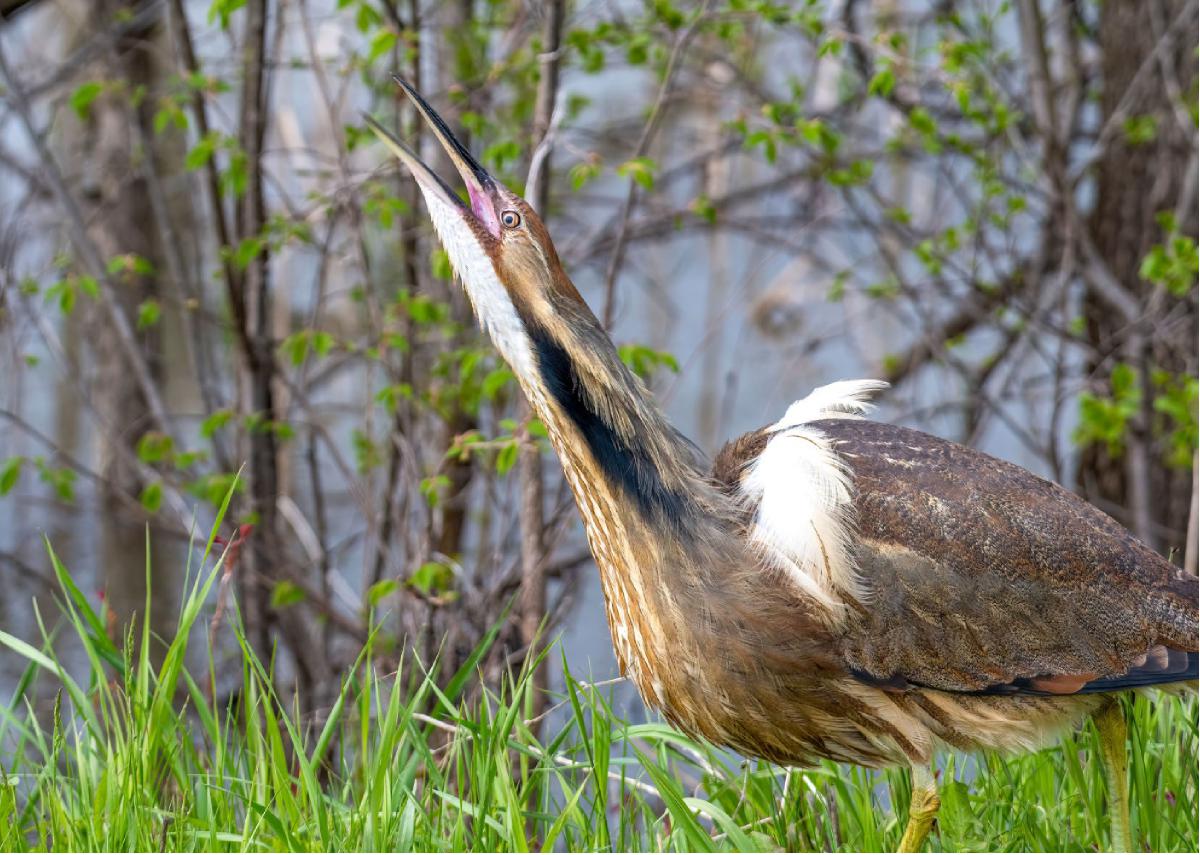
1068, 648, 1197, 694
925, 648, 1200, 697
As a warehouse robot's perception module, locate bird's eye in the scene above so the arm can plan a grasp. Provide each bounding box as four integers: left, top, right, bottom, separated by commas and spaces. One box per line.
500, 210, 521, 229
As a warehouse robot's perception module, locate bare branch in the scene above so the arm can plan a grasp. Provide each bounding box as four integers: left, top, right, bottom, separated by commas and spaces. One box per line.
601, 2, 711, 328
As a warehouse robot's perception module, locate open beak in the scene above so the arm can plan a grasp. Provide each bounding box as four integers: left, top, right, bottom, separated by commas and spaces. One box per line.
365, 77, 502, 238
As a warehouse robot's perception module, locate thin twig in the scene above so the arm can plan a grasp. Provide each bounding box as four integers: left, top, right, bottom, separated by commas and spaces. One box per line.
164, 0, 251, 357
600, 2, 711, 328
1185, 451, 1198, 576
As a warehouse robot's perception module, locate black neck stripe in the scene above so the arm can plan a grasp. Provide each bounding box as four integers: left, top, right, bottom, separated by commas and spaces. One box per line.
525, 320, 686, 528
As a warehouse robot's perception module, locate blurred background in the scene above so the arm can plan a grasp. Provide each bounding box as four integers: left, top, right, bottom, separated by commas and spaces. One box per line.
0, 0, 1195, 721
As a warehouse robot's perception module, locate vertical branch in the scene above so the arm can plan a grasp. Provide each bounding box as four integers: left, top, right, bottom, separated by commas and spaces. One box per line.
249, 0, 332, 706
516, 420, 546, 686
518, 0, 564, 728
165, 0, 250, 352
525, 0, 564, 212
307, 428, 333, 659
1125, 327, 1156, 548
1184, 452, 1198, 575
695, 67, 729, 451
237, 0, 277, 665
369, 0, 422, 596
166, 0, 339, 682
429, 0, 481, 578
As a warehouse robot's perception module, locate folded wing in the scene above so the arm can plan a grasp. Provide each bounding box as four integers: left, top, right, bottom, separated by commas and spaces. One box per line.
714, 415, 1198, 696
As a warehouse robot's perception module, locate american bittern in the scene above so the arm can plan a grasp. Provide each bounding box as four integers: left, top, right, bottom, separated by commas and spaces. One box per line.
368, 79, 1198, 852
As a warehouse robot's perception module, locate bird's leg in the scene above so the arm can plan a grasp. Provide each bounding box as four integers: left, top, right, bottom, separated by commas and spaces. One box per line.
897, 762, 939, 853
1094, 699, 1133, 853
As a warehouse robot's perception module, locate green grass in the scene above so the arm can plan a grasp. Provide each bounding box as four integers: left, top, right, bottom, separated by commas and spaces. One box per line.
0, 510, 1196, 851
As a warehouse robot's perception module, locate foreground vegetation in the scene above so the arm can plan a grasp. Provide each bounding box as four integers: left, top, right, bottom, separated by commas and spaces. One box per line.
1, 514, 1196, 851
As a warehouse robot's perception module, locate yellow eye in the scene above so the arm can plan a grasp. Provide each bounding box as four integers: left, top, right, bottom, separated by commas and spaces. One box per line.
501, 210, 521, 229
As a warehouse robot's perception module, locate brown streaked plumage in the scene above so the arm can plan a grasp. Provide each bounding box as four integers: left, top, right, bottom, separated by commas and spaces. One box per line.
368, 78, 1198, 852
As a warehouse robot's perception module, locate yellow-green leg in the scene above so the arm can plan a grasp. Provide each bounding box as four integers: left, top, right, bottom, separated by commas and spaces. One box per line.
1095, 700, 1133, 853
898, 763, 939, 853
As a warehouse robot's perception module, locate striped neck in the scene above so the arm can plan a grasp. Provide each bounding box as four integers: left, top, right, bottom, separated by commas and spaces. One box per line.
513, 296, 712, 537
509, 296, 733, 703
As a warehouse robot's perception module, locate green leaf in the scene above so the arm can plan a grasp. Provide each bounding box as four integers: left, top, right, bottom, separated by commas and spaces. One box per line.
0, 457, 21, 495
817, 37, 842, 58
363, 181, 408, 227
353, 430, 383, 473
408, 561, 453, 595
69, 82, 105, 120
76, 276, 98, 299
367, 28, 398, 64
495, 441, 518, 475
136, 432, 174, 464
618, 343, 680, 379
44, 278, 82, 315
200, 409, 234, 438
139, 481, 163, 514
207, 0, 246, 29
153, 103, 188, 134
828, 159, 874, 187
35, 460, 76, 502
865, 277, 900, 299
184, 132, 220, 170
270, 580, 306, 608
1139, 233, 1198, 296
1112, 363, 1138, 397
375, 383, 413, 410
419, 474, 449, 507
189, 471, 243, 506
691, 194, 717, 224
626, 35, 649, 65
431, 249, 453, 280
1122, 115, 1158, 145
174, 450, 208, 468
1152, 372, 1198, 469
567, 28, 606, 73
1073, 363, 1142, 456
868, 68, 895, 97
136, 299, 161, 329
367, 578, 400, 607
232, 236, 264, 270
568, 160, 602, 191
311, 331, 335, 358
481, 368, 513, 400
221, 149, 248, 198
744, 130, 777, 164
616, 157, 657, 190
827, 270, 848, 302
107, 254, 139, 276
354, 1, 381, 32
281, 332, 310, 366
909, 106, 937, 136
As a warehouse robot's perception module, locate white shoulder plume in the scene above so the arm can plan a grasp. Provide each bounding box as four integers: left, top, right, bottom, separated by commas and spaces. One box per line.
741, 379, 888, 612
768, 379, 890, 430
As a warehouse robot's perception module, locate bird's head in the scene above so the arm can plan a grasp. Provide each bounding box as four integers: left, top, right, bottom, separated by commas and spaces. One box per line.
369, 79, 716, 538
366, 78, 586, 380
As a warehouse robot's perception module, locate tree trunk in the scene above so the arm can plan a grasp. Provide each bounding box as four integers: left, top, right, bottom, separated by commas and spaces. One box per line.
1081, 0, 1198, 557
79, 0, 169, 497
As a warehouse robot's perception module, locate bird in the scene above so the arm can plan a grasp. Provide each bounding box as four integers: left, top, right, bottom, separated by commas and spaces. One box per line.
367, 78, 1198, 852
